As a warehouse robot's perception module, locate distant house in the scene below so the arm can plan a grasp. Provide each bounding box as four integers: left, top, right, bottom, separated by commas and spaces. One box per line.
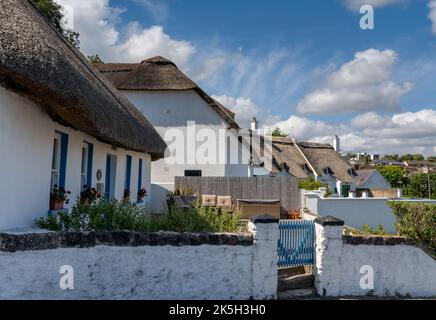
270, 137, 359, 196
95, 57, 255, 212
296, 141, 358, 196
370, 159, 405, 167
403, 160, 436, 174
269, 137, 312, 179
0, 0, 166, 230
351, 169, 393, 197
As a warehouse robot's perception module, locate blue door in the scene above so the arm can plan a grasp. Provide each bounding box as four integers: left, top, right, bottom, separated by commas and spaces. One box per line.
278, 220, 315, 268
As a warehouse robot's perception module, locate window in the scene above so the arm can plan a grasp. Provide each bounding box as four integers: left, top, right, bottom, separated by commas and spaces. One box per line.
51, 131, 68, 189
323, 167, 334, 176
125, 155, 132, 192
185, 170, 202, 177
80, 142, 93, 189
302, 164, 313, 175
348, 168, 358, 177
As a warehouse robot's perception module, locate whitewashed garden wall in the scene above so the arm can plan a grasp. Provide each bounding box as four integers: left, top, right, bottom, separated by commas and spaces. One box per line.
0, 218, 278, 300
313, 216, 436, 298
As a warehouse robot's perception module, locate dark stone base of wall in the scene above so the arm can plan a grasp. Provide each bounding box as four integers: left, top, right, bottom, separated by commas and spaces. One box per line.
0, 230, 254, 253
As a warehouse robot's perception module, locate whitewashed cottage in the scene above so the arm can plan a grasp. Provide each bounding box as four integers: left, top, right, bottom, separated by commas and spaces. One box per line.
95, 57, 262, 212
0, 0, 166, 230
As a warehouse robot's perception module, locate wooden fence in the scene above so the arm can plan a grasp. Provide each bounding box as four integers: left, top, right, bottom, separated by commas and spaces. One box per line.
175, 176, 300, 216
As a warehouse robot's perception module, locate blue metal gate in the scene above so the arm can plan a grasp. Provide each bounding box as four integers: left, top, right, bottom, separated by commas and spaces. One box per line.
278, 220, 315, 268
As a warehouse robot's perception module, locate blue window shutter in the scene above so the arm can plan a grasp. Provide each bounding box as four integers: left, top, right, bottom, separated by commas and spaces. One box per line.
87, 143, 93, 187
138, 158, 143, 191
58, 132, 69, 189
125, 155, 132, 191
105, 155, 111, 198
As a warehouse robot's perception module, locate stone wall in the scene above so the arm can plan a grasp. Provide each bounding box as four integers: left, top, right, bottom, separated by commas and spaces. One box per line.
314, 216, 436, 298
0, 218, 279, 300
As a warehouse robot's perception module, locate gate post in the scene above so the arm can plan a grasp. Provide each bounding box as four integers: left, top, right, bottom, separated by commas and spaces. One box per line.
313, 216, 344, 297
250, 215, 279, 300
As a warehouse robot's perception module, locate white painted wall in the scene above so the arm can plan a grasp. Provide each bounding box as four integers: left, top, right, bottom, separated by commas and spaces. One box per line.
358, 171, 390, 189
305, 194, 436, 234
0, 222, 278, 300
314, 223, 436, 297
0, 87, 152, 231
123, 90, 252, 213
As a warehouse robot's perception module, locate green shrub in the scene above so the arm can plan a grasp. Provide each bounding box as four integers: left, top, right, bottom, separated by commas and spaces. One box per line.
388, 201, 436, 254
298, 178, 325, 190
344, 224, 390, 236
35, 199, 242, 233
36, 199, 150, 232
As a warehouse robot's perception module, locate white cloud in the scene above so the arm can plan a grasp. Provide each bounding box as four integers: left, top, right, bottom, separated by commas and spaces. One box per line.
428, 0, 436, 34
342, 0, 408, 11
272, 109, 436, 156
297, 49, 413, 114
272, 116, 347, 141
212, 95, 280, 128
191, 55, 228, 82
56, 0, 195, 66
130, 0, 169, 23
350, 112, 390, 129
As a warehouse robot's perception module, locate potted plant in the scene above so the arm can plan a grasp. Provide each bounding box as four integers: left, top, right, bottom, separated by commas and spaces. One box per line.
137, 188, 147, 203
50, 185, 70, 211
123, 189, 131, 204
80, 185, 99, 206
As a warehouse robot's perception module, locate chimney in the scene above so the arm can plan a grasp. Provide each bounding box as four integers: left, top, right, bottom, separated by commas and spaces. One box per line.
251, 117, 259, 131
333, 135, 341, 153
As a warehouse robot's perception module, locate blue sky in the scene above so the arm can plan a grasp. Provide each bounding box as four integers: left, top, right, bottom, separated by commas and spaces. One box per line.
57, 0, 436, 155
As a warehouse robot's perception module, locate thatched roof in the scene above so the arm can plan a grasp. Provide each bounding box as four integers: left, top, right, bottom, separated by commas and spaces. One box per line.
270, 137, 310, 178
94, 56, 239, 129
0, 0, 166, 160
297, 141, 356, 183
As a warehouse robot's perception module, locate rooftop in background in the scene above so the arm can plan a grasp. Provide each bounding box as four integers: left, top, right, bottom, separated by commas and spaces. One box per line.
270, 137, 310, 178
297, 140, 356, 183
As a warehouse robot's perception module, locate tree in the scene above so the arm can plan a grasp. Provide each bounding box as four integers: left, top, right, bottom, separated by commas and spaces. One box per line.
383, 154, 399, 161
399, 154, 414, 161
31, 0, 80, 48
404, 173, 436, 199
377, 165, 409, 188
428, 156, 436, 163
413, 154, 425, 161
271, 127, 288, 137
347, 153, 357, 160
88, 55, 105, 64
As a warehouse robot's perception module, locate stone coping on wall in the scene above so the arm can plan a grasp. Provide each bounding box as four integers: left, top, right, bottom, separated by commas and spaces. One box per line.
342, 235, 416, 246
0, 230, 254, 253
